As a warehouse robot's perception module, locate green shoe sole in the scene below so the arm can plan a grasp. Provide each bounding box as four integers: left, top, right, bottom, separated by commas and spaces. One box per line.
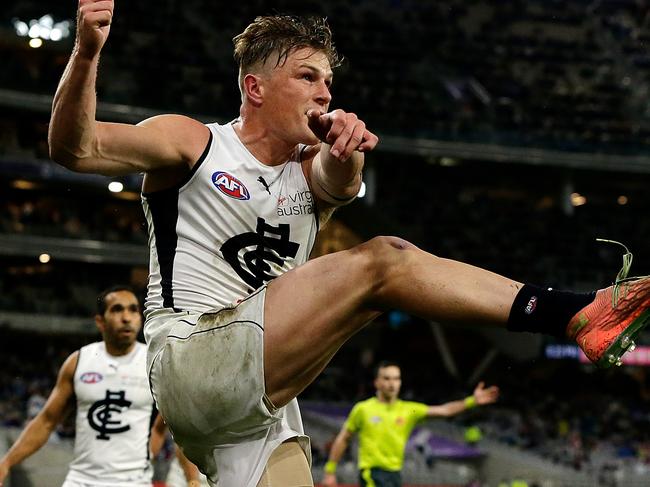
595, 308, 650, 368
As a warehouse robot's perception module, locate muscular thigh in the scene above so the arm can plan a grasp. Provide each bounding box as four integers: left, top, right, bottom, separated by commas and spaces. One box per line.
263, 243, 386, 406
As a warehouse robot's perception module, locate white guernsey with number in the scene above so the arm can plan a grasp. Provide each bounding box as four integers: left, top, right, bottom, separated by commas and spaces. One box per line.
142, 120, 319, 358
66, 341, 155, 486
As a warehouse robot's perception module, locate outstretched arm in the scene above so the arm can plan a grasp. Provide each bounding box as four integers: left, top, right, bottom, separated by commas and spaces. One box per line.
0, 352, 78, 486
305, 109, 378, 209
49, 0, 209, 177
426, 381, 499, 418
322, 427, 354, 487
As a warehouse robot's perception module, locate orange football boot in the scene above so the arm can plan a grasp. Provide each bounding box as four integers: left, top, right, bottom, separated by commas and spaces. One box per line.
567, 240, 650, 368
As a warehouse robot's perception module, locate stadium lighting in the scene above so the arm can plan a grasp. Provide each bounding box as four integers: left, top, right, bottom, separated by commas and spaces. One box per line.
14, 20, 28, 36
439, 156, 458, 166
570, 192, 586, 207
50, 28, 63, 41
38, 253, 51, 264
11, 179, 38, 190
108, 181, 124, 193
29, 38, 43, 49
13, 15, 72, 43
28, 24, 41, 39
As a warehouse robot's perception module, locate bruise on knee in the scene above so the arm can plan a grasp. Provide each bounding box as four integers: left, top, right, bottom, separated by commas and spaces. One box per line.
386, 236, 418, 251
365, 235, 419, 253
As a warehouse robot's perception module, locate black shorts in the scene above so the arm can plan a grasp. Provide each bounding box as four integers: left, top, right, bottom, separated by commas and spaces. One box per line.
359, 467, 402, 487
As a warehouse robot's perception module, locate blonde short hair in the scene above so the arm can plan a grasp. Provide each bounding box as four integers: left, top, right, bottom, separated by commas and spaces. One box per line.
233, 15, 341, 94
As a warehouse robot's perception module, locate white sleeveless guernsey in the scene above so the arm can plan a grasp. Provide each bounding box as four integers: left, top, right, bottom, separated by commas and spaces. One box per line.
66, 341, 155, 486
142, 121, 319, 359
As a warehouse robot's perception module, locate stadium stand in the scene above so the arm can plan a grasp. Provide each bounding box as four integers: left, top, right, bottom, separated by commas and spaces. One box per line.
1, 1, 649, 486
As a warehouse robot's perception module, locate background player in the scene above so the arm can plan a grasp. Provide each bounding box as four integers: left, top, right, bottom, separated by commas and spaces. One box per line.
0, 286, 161, 487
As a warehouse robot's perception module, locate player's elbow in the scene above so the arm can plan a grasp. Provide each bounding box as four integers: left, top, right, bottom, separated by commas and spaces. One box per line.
49, 142, 78, 168
49, 143, 94, 174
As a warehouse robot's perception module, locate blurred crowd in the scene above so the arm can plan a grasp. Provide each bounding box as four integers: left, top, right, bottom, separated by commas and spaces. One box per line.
467, 362, 650, 483
3, 0, 650, 154
0, 331, 85, 436
0, 189, 147, 244
1, 0, 650, 484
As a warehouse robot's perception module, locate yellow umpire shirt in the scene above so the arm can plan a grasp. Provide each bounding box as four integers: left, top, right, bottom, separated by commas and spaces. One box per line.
344, 397, 429, 471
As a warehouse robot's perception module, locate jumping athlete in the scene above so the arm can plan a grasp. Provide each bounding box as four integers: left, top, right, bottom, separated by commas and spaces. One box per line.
48, 3, 650, 485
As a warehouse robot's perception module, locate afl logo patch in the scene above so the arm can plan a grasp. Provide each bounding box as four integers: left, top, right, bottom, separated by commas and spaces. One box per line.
80, 372, 103, 384
212, 171, 250, 200
524, 296, 538, 315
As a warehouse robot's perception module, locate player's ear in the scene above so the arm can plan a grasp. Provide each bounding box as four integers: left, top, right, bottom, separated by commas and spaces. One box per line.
243, 73, 264, 107
95, 314, 105, 333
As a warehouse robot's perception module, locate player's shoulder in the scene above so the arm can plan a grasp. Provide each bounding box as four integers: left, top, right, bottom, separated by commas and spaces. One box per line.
79, 341, 103, 353
355, 397, 380, 411
397, 399, 428, 413
58, 347, 83, 381
141, 114, 213, 163
138, 113, 207, 132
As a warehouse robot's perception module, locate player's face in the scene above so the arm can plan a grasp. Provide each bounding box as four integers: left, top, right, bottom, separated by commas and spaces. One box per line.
96, 290, 142, 352
263, 47, 333, 145
374, 365, 402, 401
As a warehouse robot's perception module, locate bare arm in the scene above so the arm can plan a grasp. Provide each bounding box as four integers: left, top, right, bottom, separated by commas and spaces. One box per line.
176, 445, 203, 486
49, 0, 208, 177
322, 427, 354, 487
305, 109, 378, 209
149, 413, 167, 457
426, 381, 499, 418
0, 352, 78, 485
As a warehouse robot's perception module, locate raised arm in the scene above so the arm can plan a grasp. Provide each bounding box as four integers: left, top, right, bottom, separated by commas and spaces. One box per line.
426, 381, 499, 418
49, 0, 209, 177
305, 109, 378, 210
322, 426, 354, 487
0, 352, 78, 486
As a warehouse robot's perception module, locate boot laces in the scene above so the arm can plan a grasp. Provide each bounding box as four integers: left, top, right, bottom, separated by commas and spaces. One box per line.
596, 239, 648, 308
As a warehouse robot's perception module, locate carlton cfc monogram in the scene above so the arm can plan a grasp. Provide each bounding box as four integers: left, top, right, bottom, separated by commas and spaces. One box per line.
87, 390, 132, 440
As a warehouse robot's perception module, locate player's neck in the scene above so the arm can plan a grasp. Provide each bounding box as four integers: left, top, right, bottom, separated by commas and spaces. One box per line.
105, 341, 136, 357
376, 393, 398, 404
233, 115, 296, 166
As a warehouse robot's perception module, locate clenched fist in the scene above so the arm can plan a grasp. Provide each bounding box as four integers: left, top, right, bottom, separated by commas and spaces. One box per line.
76, 0, 113, 59
307, 109, 378, 161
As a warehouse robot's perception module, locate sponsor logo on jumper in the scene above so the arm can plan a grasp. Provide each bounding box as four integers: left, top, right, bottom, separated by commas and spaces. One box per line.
257, 176, 272, 195
221, 217, 300, 290
277, 190, 314, 217
371, 416, 382, 424
80, 372, 103, 384
212, 171, 250, 200
87, 390, 132, 440
525, 296, 538, 315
